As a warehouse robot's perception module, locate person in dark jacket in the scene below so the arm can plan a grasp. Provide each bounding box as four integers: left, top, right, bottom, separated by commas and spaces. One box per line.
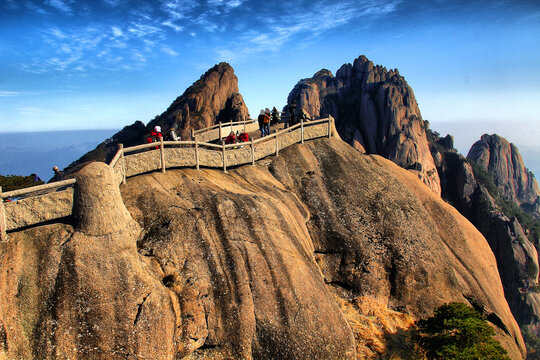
258, 110, 266, 137
271, 107, 280, 125
52, 166, 64, 182
288, 100, 297, 127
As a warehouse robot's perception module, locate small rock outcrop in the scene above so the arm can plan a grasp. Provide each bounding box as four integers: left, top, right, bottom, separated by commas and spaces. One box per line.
286, 55, 441, 195
468, 134, 540, 216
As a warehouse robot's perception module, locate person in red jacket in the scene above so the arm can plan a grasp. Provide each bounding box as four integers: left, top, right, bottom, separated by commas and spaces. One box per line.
238, 131, 249, 142
147, 126, 163, 148
225, 131, 236, 144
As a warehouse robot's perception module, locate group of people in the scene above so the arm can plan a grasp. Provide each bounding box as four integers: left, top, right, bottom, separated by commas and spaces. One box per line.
258, 107, 280, 137
147, 125, 180, 143
225, 130, 250, 144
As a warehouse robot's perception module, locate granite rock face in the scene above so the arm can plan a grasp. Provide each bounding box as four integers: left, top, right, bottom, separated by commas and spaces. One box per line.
65, 63, 249, 174
287, 55, 441, 195
0, 138, 526, 359
431, 132, 540, 336
147, 62, 249, 141
468, 134, 540, 216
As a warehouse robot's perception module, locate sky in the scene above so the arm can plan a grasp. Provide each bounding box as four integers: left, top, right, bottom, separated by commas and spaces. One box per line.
1, 0, 539, 173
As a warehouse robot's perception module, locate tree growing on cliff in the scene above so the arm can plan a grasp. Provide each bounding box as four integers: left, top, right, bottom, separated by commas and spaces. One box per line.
416, 302, 510, 360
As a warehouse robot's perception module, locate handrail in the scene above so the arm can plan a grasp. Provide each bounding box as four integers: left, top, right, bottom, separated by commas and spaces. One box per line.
1, 178, 76, 199
192, 118, 258, 135
1, 116, 333, 238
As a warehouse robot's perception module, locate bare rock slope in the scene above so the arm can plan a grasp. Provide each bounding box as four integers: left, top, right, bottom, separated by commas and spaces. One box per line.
431, 132, 540, 336
0, 137, 525, 359
287, 55, 441, 195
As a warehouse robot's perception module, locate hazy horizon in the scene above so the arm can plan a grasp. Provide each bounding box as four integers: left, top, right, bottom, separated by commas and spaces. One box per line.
1, 120, 538, 182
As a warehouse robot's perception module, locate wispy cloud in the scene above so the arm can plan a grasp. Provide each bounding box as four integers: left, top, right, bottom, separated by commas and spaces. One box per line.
0, 91, 21, 97
216, 0, 401, 62
161, 46, 178, 56
45, 0, 73, 14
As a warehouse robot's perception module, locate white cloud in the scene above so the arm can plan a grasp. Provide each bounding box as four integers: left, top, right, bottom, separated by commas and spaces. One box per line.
161, 46, 178, 56
0, 91, 21, 97
45, 0, 73, 14
111, 26, 124, 38
103, 0, 120, 6
25, 1, 49, 15
162, 20, 184, 32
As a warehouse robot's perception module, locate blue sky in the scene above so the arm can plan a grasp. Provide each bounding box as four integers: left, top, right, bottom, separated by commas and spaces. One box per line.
1, 0, 539, 155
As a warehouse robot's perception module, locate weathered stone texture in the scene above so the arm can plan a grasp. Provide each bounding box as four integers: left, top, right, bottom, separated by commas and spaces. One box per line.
287, 55, 441, 195
5, 188, 74, 230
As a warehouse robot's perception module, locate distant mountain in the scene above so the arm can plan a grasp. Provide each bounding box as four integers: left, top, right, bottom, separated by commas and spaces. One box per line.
468, 134, 540, 216
286, 55, 441, 195
429, 131, 540, 337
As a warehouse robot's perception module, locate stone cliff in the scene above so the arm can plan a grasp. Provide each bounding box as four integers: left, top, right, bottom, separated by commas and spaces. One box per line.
0, 137, 525, 359
286, 55, 441, 195
64, 62, 248, 175
430, 131, 540, 337
468, 134, 540, 216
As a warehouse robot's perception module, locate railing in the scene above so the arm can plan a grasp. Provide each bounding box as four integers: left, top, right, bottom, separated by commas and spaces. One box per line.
192, 118, 260, 143
0, 116, 334, 240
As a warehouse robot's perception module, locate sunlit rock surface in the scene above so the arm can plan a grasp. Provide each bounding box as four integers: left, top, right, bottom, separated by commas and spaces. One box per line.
287, 55, 441, 195
0, 138, 525, 359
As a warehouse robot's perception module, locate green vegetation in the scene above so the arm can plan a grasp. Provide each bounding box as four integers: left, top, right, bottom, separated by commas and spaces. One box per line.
416, 302, 510, 360
0, 174, 44, 193
468, 159, 540, 245
468, 160, 499, 199
522, 327, 540, 360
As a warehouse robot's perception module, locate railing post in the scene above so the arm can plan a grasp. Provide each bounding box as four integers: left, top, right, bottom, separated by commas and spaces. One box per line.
0, 187, 7, 242
160, 136, 166, 173
328, 116, 333, 138
222, 140, 227, 173
195, 141, 200, 170
275, 130, 279, 156
119, 144, 127, 184
301, 118, 305, 144
191, 128, 195, 141
251, 139, 255, 166
219, 122, 222, 140
243, 119, 246, 133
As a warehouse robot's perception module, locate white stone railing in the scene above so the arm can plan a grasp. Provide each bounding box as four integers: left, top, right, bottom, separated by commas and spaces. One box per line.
0, 117, 334, 240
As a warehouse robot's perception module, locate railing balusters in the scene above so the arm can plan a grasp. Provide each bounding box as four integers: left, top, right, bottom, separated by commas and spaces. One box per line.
222, 140, 227, 173
0, 186, 7, 242
195, 141, 200, 170
160, 137, 166, 173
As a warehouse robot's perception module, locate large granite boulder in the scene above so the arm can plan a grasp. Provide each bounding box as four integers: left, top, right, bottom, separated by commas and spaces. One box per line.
286, 55, 441, 195
0, 137, 525, 359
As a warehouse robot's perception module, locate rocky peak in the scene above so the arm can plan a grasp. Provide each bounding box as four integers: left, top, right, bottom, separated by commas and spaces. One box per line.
147, 62, 249, 140
287, 55, 441, 195
64, 62, 249, 174
468, 134, 540, 214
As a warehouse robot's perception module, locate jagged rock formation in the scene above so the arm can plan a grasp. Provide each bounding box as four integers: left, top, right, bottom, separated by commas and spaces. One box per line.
430, 131, 540, 336
468, 134, 540, 216
146, 62, 249, 141
286, 55, 441, 195
64, 62, 248, 175
0, 137, 526, 359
